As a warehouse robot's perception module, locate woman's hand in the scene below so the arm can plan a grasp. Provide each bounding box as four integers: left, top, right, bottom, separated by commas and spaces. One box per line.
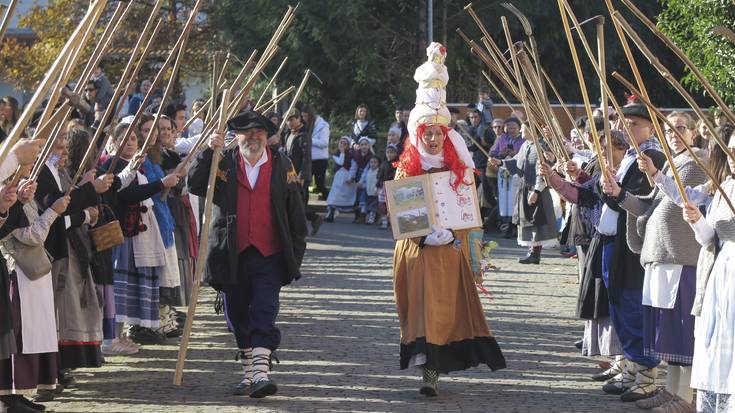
600, 168, 621, 197
636, 153, 658, 177
0, 185, 18, 214
161, 173, 180, 188
528, 191, 539, 206
682, 202, 702, 224
17, 179, 36, 203
51, 195, 71, 214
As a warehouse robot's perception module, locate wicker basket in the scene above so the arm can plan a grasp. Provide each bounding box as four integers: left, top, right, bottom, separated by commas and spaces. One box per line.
89, 205, 124, 252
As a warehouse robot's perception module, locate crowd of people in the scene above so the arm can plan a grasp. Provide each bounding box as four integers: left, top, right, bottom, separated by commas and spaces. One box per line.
0, 34, 732, 412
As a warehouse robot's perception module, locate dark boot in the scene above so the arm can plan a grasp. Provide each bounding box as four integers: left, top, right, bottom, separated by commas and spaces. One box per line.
324, 207, 335, 223
503, 223, 516, 239
353, 212, 365, 224
518, 246, 541, 264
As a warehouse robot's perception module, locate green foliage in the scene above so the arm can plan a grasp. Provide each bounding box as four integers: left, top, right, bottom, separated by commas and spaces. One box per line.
215, 0, 692, 132
658, 0, 735, 105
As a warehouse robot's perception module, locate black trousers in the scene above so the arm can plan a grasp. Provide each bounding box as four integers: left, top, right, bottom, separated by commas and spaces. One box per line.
311, 159, 328, 197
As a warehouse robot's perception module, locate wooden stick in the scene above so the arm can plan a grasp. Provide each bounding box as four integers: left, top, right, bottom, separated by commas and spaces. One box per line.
133, 0, 205, 171
254, 85, 295, 113
215, 52, 232, 91
608, 9, 735, 166
555, 0, 608, 177
481, 71, 513, 109
517, 48, 569, 162
456, 121, 491, 159
596, 17, 614, 166
34, 1, 105, 138
206, 53, 222, 125
0, 0, 107, 163
70, 18, 165, 190
598, 3, 687, 202
501, 3, 546, 103
618, 0, 735, 129
501, 17, 548, 185
174, 88, 230, 386
613, 72, 735, 215
0, 0, 18, 44
277, 70, 311, 135
255, 56, 288, 108
558, 0, 652, 185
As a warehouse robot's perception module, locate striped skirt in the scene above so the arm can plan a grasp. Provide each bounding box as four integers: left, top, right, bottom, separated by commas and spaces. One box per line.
113, 237, 161, 328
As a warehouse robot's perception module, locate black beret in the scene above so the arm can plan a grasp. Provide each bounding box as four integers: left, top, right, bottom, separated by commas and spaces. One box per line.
620, 103, 652, 123
227, 110, 278, 135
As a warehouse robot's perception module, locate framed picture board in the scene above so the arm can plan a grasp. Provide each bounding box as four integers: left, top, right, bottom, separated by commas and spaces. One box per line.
384, 169, 482, 240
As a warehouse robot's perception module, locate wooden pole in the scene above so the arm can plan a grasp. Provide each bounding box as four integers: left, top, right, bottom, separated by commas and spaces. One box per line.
613, 72, 735, 215
557, 0, 651, 185
255, 56, 288, 108
133, 0, 205, 171
277, 70, 311, 134
618, 0, 735, 129
593, 1, 687, 202
174, 88, 230, 386
0, 0, 18, 44
596, 17, 614, 166
0, 0, 107, 164
555, 0, 607, 174
69, 17, 165, 191
501, 17, 548, 184
254, 85, 295, 113
607, 9, 735, 166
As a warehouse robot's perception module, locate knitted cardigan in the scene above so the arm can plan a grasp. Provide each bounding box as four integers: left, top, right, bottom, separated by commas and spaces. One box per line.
619, 148, 708, 267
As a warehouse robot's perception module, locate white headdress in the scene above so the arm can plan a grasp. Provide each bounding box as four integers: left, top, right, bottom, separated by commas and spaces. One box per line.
407, 43, 475, 170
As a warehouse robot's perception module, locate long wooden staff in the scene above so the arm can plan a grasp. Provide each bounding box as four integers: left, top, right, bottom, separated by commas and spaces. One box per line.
516, 49, 569, 162
501, 17, 548, 185
456, 121, 491, 159
0, 0, 107, 164
555, 0, 607, 175
595, 16, 614, 166
608, 9, 735, 166
501, 3, 544, 101
107, 0, 199, 174
69, 18, 165, 191
618, 0, 735, 128
0, 0, 18, 44
557, 0, 653, 186
174, 88, 230, 386
254, 85, 295, 113
590, 2, 686, 202
255, 56, 288, 108
133, 0, 205, 171
613, 73, 735, 215
215, 52, 232, 91
206, 53, 222, 125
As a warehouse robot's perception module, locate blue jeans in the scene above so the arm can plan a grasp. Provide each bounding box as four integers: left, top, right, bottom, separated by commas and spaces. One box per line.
222, 248, 285, 350
602, 239, 659, 368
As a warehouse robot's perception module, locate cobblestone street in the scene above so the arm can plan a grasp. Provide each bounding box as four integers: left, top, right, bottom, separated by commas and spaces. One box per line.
46, 216, 637, 413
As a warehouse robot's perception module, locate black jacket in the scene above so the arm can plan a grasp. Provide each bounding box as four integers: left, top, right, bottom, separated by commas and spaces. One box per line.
35, 165, 98, 261
188, 147, 308, 291
603, 148, 667, 290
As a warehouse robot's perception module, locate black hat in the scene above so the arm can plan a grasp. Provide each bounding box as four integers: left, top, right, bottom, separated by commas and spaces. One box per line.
227, 110, 278, 135
620, 103, 652, 123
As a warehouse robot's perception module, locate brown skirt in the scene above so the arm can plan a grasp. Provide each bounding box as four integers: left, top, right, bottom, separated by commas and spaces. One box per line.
393, 229, 506, 373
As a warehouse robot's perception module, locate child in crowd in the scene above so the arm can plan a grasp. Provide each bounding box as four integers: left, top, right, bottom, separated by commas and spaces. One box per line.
325, 136, 358, 222
358, 157, 381, 224
377, 144, 398, 229
351, 137, 374, 223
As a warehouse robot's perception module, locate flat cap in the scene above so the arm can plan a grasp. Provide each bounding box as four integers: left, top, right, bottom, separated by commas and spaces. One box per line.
620, 103, 652, 123
227, 110, 278, 135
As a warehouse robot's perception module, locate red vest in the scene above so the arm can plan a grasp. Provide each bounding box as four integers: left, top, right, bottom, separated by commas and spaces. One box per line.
236, 149, 282, 256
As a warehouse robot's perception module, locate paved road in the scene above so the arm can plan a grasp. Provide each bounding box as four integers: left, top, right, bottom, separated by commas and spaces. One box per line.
46, 216, 639, 413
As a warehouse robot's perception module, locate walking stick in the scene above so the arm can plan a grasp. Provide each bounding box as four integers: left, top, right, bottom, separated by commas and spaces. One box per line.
613, 73, 735, 216
174, 88, 230, 386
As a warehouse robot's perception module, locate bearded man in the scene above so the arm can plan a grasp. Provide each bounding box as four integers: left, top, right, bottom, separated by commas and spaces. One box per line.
188, 110, 307, 399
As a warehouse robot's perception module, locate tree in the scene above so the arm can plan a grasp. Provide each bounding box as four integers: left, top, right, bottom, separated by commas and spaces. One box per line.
658, 0, 735, 106
0, 0, 225, 99
215, 0, 695, 133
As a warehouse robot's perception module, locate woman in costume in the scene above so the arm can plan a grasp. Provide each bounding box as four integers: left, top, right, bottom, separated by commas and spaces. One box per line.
392, 43, 505, 397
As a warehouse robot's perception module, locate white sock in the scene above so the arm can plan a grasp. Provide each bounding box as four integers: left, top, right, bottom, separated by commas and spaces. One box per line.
677, 366, 693, 403
666, 364, 680, 394
238, 348, 253, 384
252, 347, 272, 383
